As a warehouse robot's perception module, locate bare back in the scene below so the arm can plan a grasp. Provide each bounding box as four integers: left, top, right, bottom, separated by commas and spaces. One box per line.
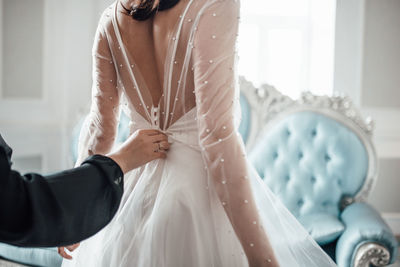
116, 0, 192, 106
98, 0, 197, 129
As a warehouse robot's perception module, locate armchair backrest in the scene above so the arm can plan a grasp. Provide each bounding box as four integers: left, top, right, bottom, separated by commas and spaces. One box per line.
238, 77, 378, 219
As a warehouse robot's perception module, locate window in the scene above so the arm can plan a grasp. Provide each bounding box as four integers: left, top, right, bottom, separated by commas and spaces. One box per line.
238, 0, 336, 98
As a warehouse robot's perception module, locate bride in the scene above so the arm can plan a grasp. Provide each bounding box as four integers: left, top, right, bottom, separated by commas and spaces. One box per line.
60, 0, 337, 266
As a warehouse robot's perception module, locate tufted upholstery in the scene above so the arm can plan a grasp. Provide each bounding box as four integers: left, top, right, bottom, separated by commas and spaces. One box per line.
249, 111, 368, 220
299, 212, 345, 245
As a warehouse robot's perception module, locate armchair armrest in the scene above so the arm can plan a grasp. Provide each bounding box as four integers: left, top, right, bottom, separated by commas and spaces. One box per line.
336, 202, 398, 267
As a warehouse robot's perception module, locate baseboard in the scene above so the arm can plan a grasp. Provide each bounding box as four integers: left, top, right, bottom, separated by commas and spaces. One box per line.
382, 213, 400, 236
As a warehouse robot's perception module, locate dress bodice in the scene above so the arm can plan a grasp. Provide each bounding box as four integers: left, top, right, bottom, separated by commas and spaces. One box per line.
129, 106, 200, 151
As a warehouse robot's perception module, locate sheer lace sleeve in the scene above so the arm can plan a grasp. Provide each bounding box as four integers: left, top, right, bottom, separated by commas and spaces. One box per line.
76, 20, 120, 165
193, 0, 278, 266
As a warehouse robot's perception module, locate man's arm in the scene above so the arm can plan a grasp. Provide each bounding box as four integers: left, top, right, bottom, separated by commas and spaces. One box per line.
0, 139, 123, 247
0, 129, 169, 248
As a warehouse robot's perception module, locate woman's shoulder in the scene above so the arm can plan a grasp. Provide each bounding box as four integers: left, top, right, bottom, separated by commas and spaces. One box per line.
200, 0, 240, 17
195, 0, 240, 24
97, 3, 115, 33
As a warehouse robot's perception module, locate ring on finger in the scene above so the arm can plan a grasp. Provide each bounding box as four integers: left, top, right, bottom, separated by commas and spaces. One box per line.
159, 142, 165, 150
154, 143, 160, 152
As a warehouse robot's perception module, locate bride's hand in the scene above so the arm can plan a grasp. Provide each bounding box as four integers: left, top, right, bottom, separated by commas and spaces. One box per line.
107, 129, 170, 173
58, 243, 80, 260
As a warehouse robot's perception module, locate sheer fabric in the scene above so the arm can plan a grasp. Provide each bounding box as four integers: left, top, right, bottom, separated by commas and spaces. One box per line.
67, 0, 337, 266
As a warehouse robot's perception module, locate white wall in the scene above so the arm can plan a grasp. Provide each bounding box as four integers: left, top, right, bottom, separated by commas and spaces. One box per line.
362, 0, 400, 108
0, 0, 68, 173
2, 0, 44, 99
0, 0, 110, 173
334, 0, 400, 233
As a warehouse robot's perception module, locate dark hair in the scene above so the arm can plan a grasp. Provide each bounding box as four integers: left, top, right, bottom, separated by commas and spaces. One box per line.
121, 0, 158, 21
121, 0, 180, 21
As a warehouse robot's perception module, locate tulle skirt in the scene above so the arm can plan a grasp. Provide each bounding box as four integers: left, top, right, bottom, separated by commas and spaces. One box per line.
62, 139, 336, 267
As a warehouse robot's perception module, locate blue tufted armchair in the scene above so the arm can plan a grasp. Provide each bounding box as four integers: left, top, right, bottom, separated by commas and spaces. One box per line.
238, 77, 398, 267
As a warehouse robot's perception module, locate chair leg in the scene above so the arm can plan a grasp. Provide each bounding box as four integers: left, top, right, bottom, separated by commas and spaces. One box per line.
353, 242, 391, 267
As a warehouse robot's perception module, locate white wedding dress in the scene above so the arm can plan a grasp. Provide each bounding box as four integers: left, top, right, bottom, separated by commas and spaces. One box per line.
62, 0, 337, 266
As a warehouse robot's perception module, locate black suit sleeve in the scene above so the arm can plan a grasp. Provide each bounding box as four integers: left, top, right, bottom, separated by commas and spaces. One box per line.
0, 135, 123, 247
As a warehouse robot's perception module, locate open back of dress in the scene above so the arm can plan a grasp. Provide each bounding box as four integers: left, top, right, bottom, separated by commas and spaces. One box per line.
97, 0, 221, 131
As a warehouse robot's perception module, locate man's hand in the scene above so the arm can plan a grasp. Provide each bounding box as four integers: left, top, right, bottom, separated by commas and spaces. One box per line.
58, 243, 80, 260
107, 129, 170, 173
57, 130, 170, 258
